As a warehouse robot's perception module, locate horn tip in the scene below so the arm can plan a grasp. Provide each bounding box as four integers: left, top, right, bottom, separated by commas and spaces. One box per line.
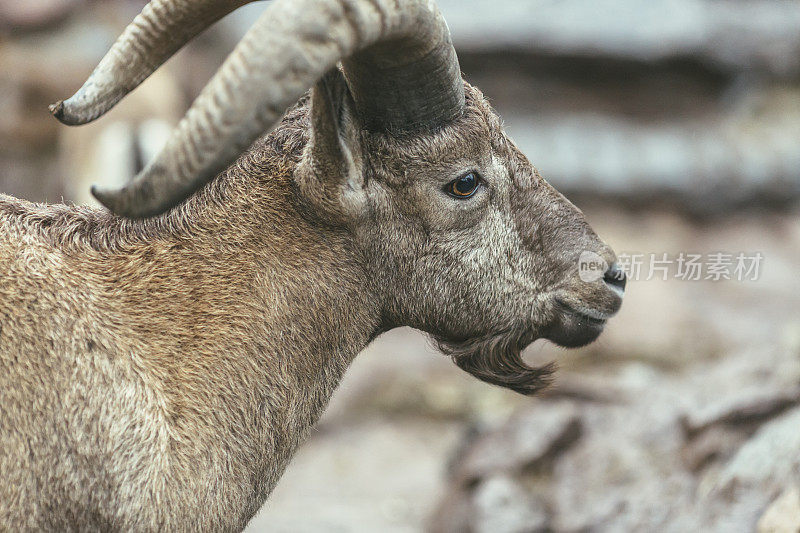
48, 100, 65, 120
91, 184, 135, 218
49, 98, 89, 126
92, 182, 165, 220
91, 184, 117, 211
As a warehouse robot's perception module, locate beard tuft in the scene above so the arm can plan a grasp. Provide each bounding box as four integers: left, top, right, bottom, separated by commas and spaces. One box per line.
436, 329, 555, 396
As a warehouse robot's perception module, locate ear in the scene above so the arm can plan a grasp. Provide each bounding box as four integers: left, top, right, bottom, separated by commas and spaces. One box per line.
296, 68, 366, 223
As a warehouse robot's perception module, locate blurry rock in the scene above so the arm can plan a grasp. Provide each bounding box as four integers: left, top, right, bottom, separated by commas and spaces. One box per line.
0, 41, 79, 201
0, 11, 120, 201
0, 0, 83, 34
716, 407, 800, 495
683, 387, 800, 438
472, 475, 549, 533
690, 407, 800, 530
0, 48, 64, 150
680, 387, 800, 471
430, 475, 550, 533
550, 405, 696, 532
757, 486, 800, 533
428, 484, 473, 533
454, 402, 581, 482
682, 425, 748, 473
502, 111, 800, 214
541, 373, 619, 403
431, 403, 578, 532
440, 0, 800, 77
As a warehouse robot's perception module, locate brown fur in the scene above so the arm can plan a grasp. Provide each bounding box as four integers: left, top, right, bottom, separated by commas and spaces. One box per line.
0, 82, 620, 530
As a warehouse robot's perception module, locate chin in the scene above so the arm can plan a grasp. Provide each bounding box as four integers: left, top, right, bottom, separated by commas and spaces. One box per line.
543, 313, 607, 348
542, 297, 614, 348
434, 303, 613, 396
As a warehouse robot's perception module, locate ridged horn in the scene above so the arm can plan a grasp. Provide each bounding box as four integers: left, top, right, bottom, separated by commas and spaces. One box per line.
54, 0, 465, 218
49, 0, 255, 126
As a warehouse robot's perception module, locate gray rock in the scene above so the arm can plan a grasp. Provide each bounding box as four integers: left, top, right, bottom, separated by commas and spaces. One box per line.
757, 486, 800, 533
472, 475, 549, 533
716, 407, 800, 495
0, 0, 84, 33
682, 386, 800, 437
440, 0, 800, 76
455, 402, 582, 482
503, 112, 800, 211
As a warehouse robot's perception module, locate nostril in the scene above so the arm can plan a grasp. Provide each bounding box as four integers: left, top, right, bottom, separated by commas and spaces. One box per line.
604, 263, 627, 292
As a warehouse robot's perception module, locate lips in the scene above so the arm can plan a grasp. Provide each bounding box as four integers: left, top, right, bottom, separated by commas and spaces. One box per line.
554, 295, 619, 320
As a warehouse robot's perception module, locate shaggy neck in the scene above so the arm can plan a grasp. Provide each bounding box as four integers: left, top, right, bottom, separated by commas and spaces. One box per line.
102, 163, 381, 524
0, 106, 383, 529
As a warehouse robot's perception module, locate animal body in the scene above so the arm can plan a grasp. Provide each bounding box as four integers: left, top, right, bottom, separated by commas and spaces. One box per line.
0, 0, 626, 530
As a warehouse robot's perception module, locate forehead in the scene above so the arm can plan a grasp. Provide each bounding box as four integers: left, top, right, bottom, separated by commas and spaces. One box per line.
362, 84, 508, 179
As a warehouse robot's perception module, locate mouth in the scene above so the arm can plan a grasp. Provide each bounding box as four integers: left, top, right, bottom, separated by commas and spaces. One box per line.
435, 297, 618, 396
543, 298, 614, 348
555, 296, 618, 322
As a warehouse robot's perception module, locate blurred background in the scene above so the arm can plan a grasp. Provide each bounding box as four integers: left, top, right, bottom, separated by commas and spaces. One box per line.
2, 0, 800, 531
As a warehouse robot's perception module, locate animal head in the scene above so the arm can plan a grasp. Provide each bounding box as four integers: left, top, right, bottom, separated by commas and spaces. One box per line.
52, 0, 625, 394
347, 84, 624, 394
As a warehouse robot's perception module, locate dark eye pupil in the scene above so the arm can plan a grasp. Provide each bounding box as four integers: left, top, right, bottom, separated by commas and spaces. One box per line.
455, 174, 476, 194
451, 173, 478, 197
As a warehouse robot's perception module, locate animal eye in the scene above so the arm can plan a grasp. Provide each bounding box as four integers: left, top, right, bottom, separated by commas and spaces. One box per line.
446, 172, 481, 199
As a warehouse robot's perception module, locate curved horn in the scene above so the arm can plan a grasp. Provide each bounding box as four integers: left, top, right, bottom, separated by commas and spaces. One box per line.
49, 0, 255, 125
56, 0, 465, 218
